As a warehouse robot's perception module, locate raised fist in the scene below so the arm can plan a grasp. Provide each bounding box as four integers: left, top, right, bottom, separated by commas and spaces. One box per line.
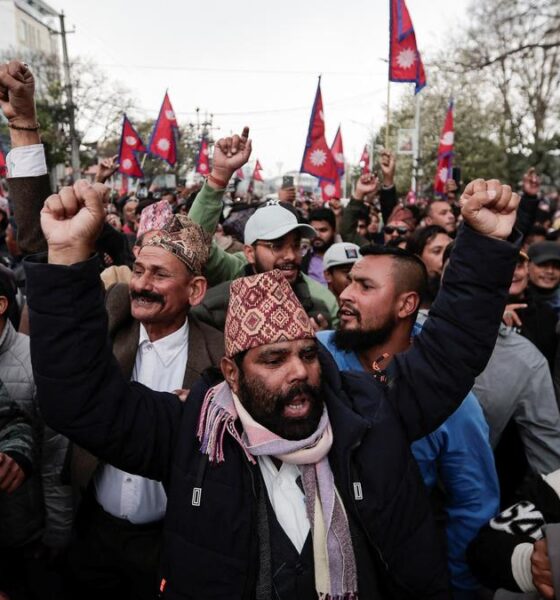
354, 173, 380, 201
380, 150, 396, 187
460, 179, 519, 240
0, 60, 36, 126
41, 180, 107, 265
210, 126, 252, 186
96, 155, 120, 184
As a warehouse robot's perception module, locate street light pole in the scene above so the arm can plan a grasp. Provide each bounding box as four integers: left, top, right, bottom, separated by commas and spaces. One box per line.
58, 11, 80, 181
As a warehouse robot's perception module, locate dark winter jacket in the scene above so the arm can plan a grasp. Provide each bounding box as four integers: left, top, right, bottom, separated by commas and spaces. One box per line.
26, 224, 518, 599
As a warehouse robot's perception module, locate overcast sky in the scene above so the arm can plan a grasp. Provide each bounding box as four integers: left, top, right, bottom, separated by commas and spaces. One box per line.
52, 0, 470, 177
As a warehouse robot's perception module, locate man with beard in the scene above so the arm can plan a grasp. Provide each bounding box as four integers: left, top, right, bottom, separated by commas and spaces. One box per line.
190, 200, 339, 330
26, 175, 519, 598
301, 208, 338, 286
316, 243, 500, 597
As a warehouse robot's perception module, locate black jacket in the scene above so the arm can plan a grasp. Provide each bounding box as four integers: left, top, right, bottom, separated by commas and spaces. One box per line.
25, 225, 518, 599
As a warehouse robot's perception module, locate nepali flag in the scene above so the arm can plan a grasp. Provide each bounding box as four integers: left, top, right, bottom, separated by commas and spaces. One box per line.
235, 168, 245, 180
148, 92, 178, 166
117, 115, 146, 179
331, 125, 345, 176
252, 159, 264, 182
389, 0, 426, 94
433, 100, 454, 196
196, 138, 210, 175
320, 178, 342, 202
300, 80, 338, 182
0, 148, 6, 177
359, 145, 370, 175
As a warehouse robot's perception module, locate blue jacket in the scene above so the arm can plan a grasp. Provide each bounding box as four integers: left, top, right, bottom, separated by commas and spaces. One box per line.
317, 327, 500, 591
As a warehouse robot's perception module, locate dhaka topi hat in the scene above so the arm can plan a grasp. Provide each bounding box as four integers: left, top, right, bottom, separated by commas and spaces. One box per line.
224, 269, 315, 358
144, 215, 212, 275
136, 199, 173, 238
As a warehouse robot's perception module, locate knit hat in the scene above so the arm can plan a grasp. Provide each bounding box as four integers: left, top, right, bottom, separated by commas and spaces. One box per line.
224, 270, 315, 357
137, 199, 173, 237
144, 216, 212, 275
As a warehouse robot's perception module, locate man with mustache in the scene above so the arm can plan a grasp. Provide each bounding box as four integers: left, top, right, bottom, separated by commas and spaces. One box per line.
0, 60, 253, 600
25, 175, 519, 598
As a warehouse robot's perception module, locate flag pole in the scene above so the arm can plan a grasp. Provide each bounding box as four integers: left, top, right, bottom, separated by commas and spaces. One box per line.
385, 81, 391, 150
412, 91, 421, 194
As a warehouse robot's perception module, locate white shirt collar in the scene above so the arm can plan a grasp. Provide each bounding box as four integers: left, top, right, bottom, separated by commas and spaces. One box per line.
138, 318, 189, 367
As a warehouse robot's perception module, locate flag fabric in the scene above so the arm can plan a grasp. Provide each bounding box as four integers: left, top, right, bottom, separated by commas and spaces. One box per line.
331, 126, 345, 176
148, 92, 178, 166
300, 80, 338, 182
433, 100, 454, 196
320, 177, 342, 202
117, 115, 146, 179
252, 159, 264, 182
196, 138, 210, 175
0, 148, 6, 177
359, 145, 370, 175
389, 0, 426, 93
235, 168, 245, 180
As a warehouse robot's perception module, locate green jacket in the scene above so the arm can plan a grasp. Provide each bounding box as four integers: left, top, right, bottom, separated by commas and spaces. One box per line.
190, 183, 339, 326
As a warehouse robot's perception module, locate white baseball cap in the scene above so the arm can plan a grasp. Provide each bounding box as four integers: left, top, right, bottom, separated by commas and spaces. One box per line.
244, 202, 316, 245
323, 242, 361, 270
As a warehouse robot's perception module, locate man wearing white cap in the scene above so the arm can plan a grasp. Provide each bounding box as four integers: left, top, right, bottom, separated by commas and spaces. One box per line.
191, 199, 340, 330
322, 242, 361, 303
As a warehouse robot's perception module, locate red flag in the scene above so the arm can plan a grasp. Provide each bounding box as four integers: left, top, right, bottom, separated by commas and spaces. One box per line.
148, 92, 178, 166
389, 0, 426, 93
117, 115, 146, 179
359, 145, 370, 175
0, 148, 6, 177
300, 80, 338, 181
252, 160, 264, 182
235, 168, 245, 180
331, 126, 345, 176
433, 100, 454, 196
320, 177, 342, 202
196, 138, 210, 175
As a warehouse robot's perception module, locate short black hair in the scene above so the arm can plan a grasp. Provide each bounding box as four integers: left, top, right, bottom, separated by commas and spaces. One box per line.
359, 243, 428, 299
406, 225, 449, 257
356, 208, 370, 224
309, 208, 336, 231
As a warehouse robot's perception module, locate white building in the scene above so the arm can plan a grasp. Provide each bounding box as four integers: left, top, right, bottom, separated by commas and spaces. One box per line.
0, 0, 59, 57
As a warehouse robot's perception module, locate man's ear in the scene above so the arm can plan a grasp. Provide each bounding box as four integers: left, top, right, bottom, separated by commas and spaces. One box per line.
221, 356, 241, 395
396, 291, 420, 320
0, 296, 9, 319
243, 244, 255, 266
324, 269, 333, 284
186, 276, 207, 307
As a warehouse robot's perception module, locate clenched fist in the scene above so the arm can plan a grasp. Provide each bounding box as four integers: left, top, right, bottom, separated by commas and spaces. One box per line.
460, 179, 519, 240
209, 126, 252, 188
41, 180, 107, 265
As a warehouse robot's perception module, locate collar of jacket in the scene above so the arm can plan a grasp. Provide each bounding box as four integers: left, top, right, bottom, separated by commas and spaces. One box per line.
0, 320, 17, 355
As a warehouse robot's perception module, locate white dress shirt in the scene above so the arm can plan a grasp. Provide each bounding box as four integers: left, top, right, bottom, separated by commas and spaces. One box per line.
6, 144, 47, 177
258, 456, 310, 553
94, 319, 189, 524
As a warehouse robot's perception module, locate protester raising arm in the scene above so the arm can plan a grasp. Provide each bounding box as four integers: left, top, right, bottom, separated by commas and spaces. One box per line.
340, 173, 379, 245
188, 129, 253, 286
26, 181, 186, 483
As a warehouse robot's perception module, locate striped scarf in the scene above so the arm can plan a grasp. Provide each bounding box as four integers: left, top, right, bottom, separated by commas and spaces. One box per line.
197, 381, 358, 600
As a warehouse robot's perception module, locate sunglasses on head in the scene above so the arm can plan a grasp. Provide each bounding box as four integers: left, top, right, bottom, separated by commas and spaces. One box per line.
384, 225, 409, 235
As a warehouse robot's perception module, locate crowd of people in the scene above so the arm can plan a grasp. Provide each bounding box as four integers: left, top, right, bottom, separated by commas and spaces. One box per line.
1, 59, 560, 600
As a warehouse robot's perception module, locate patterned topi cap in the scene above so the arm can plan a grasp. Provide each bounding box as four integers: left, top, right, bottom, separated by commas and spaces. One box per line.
225, 270, 316, 358
136, 199, 173, 237
144, 215, 212, 275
